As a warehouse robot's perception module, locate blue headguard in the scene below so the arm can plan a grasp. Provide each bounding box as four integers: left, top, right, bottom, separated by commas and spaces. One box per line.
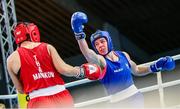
90, 30, 113, 55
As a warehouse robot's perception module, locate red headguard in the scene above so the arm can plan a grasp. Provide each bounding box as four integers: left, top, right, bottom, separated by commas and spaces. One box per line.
13, 22, 40, 44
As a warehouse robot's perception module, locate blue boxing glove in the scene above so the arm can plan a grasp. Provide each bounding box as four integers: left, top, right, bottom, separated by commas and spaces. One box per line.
150, 56, 175, 73
71, 12, 88, 40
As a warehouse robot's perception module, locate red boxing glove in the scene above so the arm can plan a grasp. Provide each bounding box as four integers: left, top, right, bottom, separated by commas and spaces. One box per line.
81, 63, 101, 80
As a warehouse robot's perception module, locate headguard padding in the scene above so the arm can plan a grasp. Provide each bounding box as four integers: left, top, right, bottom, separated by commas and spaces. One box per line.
90, 30, 113, 55
13, 22, 40, 44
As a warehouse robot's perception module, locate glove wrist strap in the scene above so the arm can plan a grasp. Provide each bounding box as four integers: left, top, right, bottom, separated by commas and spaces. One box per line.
76, 67, 85, 79
150, 63, 162, 73
75, 32, 86, 40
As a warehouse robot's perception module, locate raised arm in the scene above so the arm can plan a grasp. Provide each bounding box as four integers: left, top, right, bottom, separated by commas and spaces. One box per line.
71, 12, 106, 68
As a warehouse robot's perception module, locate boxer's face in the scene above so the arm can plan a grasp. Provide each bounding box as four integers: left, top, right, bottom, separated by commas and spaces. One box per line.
94, 37, 108, 55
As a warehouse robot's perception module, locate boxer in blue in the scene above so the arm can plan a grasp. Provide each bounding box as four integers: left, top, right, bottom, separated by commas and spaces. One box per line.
71, 12, 175, 108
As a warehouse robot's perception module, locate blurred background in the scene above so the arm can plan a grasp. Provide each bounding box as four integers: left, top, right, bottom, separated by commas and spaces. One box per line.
0, 0, 180, 108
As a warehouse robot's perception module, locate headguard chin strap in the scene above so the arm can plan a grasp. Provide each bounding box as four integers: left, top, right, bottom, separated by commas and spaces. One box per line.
90, 30, 113, 56
13, 22, 40, 44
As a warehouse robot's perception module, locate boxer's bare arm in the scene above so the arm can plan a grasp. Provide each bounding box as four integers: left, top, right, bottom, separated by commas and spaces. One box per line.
47, 44, 80, 77
7, 51, 24, 93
